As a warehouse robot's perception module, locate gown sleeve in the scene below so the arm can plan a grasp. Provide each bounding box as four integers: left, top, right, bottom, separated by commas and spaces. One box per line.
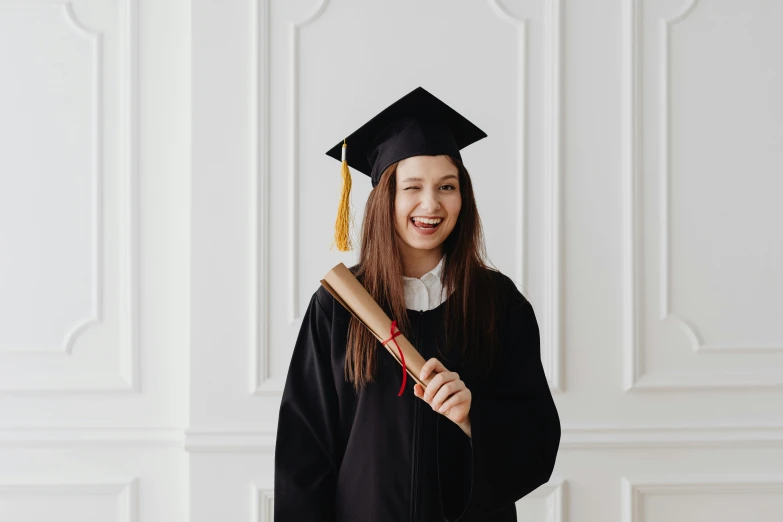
436, 285, 561, 521
274, 289, 340, 522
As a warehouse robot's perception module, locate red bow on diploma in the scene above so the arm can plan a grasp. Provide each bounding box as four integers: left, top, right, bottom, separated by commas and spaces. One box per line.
381, 320, 406, 396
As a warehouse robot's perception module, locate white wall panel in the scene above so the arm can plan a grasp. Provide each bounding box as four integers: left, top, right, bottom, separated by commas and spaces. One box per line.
624, 0, 783, 390
0, 0, 189, 421
0, 0, 138, 392
623, 475, 783, 522
0, 478, 138, 522
0, 0, 189, 520
516, 478, 567, 521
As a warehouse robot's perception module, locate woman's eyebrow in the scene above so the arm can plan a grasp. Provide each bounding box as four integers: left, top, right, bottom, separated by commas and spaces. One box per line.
402, 174, 458, 182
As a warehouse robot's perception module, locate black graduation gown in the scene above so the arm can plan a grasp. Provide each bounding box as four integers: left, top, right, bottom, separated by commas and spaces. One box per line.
273, 269, 561, 522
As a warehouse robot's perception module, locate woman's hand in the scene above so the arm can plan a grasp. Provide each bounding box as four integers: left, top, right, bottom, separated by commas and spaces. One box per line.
413, 357, 472, 434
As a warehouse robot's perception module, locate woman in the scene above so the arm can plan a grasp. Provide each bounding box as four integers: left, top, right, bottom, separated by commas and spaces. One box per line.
274, 87, 561, 522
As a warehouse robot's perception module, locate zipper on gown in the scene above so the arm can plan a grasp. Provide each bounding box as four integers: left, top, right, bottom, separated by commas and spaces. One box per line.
411, 310, 425, 521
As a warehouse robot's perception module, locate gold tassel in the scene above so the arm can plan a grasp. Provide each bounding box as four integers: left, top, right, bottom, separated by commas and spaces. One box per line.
333, 139, 353, 252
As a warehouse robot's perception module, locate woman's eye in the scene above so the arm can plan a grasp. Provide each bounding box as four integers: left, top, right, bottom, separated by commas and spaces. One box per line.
403, 185, 455, 191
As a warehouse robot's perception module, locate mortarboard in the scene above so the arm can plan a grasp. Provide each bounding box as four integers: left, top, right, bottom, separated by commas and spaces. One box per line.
325, 86, 487, 252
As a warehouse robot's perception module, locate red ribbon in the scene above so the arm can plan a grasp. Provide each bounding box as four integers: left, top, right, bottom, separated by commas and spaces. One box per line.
381, 320, 406, 396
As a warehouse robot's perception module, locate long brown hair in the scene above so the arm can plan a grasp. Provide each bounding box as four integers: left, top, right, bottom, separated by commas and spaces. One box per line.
344, 155, 503, 392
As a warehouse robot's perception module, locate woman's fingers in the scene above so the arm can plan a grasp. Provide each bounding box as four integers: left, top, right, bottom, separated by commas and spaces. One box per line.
419, 357, 447, 382
422, 372, 449, 402
413, 358, 473, 425
430, 380, 464, 412
439, 391, 471, 423
414, 368, 472, 424
421, 371, 459, 403
436, 394, 460, 415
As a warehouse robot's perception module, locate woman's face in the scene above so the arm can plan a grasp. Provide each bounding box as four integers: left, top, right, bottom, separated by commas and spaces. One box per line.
394, 154, 461, 255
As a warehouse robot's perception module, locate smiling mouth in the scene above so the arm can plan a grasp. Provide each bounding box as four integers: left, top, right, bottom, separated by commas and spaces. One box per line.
410, 218, 442, 230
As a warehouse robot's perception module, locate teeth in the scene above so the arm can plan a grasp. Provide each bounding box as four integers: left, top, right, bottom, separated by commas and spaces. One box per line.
412, 217, 442, 225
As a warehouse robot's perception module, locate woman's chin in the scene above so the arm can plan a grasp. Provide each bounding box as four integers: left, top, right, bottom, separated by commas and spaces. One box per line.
402, 235, 443, 251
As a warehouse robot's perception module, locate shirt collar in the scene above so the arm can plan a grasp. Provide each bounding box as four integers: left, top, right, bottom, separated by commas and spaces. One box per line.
402, 254, 446, 283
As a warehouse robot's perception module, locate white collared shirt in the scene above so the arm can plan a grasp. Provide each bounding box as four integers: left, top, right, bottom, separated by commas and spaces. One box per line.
402, 254, 449, 311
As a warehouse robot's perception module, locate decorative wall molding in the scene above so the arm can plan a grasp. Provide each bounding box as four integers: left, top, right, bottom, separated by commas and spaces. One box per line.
249, 0, 280, 395
251, 0, 337, 395
185, 427, 277, 453
286, 0, 333, 328
563, 423, 783, 449
658, 0, 781, 356
622, 474, 783, 522
0, 0, 139, 393
47, 1, 104, 356
487, 0, 530, 297
249, 478, 563, 521
527, 477, 566, 522
487, 0, 564, 393
3, 421, 783, 451
543, 0, 564, 393
182, 423, 783, 453
0, 427, 183, 447
621, 0, 783, 391
0, 477, 138, 522
251, 483, 274, 522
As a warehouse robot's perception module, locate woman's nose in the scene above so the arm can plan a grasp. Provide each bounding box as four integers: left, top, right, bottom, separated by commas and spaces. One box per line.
419, 188, 441, 210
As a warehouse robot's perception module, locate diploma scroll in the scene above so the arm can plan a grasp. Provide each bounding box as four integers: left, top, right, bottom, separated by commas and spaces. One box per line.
320, 263, 432, 390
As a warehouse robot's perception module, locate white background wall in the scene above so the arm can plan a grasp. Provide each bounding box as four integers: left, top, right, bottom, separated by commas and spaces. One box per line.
2, 0, 782, 521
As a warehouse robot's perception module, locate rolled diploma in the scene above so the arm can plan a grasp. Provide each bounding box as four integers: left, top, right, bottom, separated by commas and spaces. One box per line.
320, 262, 433, 389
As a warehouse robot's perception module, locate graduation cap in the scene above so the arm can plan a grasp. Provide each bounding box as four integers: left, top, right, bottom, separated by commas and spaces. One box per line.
325, 86, 487, 252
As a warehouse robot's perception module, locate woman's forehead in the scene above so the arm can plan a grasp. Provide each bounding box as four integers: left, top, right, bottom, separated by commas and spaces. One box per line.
397, 155, 458, 177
